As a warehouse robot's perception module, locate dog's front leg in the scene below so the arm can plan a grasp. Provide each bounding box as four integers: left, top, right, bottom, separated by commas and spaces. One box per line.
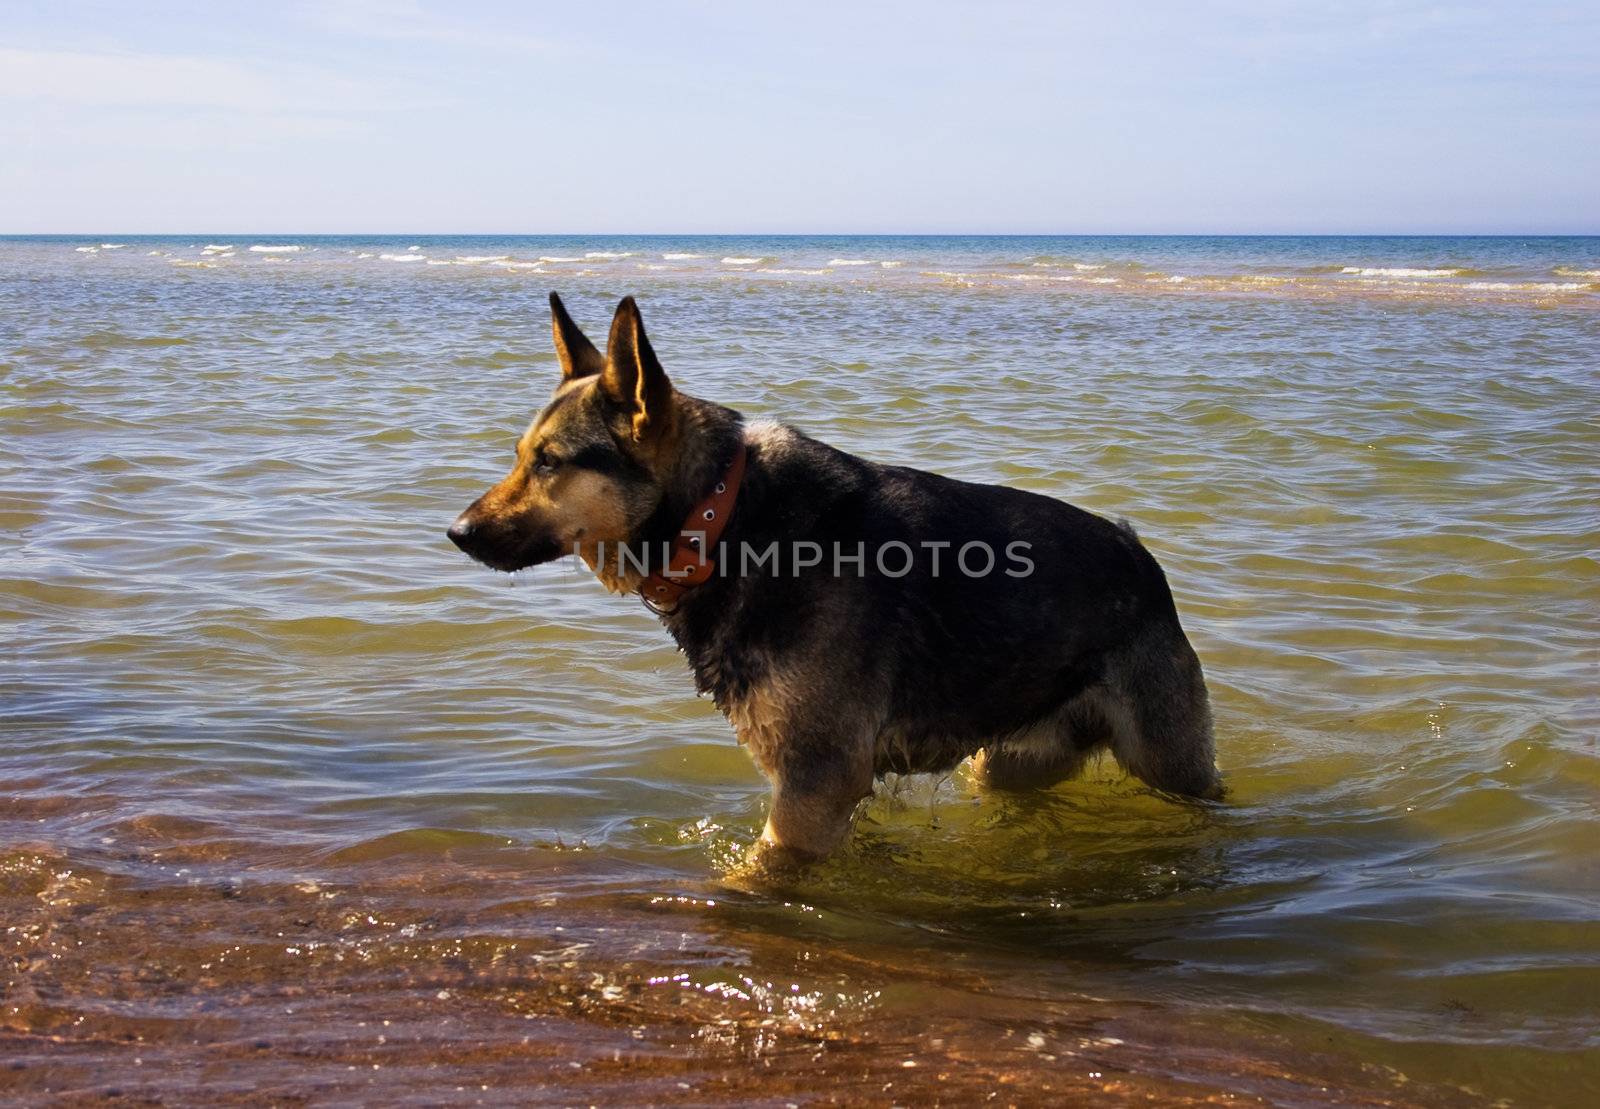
752, 739, 873, 867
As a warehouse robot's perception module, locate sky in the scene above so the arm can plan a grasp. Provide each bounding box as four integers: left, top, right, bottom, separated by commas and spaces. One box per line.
2, 1, 1596, 234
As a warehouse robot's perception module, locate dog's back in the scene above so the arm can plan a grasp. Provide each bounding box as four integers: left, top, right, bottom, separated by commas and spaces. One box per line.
667, 421, 1219, 801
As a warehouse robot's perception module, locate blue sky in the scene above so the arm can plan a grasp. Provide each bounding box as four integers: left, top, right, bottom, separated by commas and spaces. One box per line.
3, 1, 1596, 233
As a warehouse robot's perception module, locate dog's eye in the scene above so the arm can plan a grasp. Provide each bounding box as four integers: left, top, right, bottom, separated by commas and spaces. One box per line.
533, 450, 561, 476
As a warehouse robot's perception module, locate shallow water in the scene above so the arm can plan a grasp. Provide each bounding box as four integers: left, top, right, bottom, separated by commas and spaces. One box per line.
3, 236, 1597, 1105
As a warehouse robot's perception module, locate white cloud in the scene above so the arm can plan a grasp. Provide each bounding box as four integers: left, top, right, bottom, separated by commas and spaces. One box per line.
0, 45, 425, 113
300, 0, 551, 54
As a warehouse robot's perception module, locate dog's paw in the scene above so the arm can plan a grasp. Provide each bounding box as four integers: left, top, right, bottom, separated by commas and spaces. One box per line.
719, 837, 816, 889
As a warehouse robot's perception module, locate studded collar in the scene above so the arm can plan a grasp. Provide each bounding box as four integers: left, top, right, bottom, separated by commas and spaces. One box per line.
639, 442, 748, 611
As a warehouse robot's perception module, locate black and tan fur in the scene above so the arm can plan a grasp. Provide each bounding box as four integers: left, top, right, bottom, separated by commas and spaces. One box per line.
450, 294, 1220, 865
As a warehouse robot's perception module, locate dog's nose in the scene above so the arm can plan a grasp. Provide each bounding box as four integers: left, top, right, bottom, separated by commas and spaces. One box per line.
447, 516, 477, 550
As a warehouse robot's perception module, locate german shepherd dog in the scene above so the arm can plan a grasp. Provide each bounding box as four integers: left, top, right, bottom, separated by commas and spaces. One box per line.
449, 294, 1220, 865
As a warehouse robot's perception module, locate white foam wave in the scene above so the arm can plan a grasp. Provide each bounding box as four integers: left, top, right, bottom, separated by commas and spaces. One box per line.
426, 259, 451, 266
249, 244, 304, 253
584, 251, 634, 259
74, 246, 98, 253
1341, 266, 1458, 277
380, 253, 425, 263
455, 255, 509, 263
1465, 281, 1585, 292
827, 258, 874, 266
880, 261, 903, 268
99, 243, 125, 249
1074, 263, 1106, 271
498, 261, 544, 270
662, 252, 704, 260
722, 257, 762, 264
1553, 266, 1600, 278
757, 267, 828, 276
539, 255, 583, 263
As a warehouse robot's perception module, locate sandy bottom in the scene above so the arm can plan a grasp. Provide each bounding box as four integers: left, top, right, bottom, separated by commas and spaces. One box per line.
3, 835, 1471, 1107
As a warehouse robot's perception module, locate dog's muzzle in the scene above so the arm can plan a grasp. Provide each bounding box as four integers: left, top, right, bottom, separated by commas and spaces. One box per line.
447, 512, 565, 572
446, 514, 477, 551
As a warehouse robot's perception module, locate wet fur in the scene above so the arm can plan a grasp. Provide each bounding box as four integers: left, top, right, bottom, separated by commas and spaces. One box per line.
451, 295, 1221, 863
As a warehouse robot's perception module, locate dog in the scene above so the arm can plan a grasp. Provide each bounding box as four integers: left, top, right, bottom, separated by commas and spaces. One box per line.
449, 293, 1220, 865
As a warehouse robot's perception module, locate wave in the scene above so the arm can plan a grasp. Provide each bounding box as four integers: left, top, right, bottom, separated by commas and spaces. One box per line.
497, 261, 544, 270
722, 257, 763, 264
662, 252, 704, 260
455, 254, 509, 263
100, 243, 125, 249
584, 251, 634, 259
1341, 266, 1465, 278
1553, 266, 1600, 278
880, 261, 904, 268
379, 253, 425, 263
201, 244, 233, 253
249, 245, 304, 253
757, 267, 827, 276
1465, 281, 1587, 292
74, 246, 97, 253
539, 255, 583, 263
828, 258, 874, 266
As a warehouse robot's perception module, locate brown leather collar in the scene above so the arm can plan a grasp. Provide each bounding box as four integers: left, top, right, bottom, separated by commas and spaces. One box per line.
639, 442, 747, 610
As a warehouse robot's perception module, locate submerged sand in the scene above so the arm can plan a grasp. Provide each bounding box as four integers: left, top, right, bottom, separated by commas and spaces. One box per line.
3, 826, 1473, 1106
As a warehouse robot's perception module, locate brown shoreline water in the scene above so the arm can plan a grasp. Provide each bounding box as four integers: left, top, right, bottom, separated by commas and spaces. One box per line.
4, 236, 1598, 1104
2, 804, 1482, 1107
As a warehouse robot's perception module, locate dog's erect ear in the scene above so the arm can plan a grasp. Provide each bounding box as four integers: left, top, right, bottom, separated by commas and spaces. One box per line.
602, 296, 673, 441
550, 292, 604, 381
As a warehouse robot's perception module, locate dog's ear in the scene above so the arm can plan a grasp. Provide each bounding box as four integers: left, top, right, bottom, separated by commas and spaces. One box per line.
550, 292, 604, 381
602, 296, 673, 441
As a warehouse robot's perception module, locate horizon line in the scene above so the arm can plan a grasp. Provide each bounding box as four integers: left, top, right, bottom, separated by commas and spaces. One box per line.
5, 231, 1599, 239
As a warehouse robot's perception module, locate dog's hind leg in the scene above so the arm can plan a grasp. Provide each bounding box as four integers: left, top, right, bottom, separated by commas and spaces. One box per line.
1108, 635, 1221, 800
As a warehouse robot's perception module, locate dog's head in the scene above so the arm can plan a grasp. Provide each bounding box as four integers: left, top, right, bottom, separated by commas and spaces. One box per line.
447, 293, 679, 584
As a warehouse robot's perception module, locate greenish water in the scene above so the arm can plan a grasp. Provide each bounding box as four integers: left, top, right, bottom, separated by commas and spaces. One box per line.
2, 236, 1597, 1104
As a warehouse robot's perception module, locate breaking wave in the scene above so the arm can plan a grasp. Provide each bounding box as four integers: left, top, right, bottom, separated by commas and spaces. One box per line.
1341, 266, 1467, 278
